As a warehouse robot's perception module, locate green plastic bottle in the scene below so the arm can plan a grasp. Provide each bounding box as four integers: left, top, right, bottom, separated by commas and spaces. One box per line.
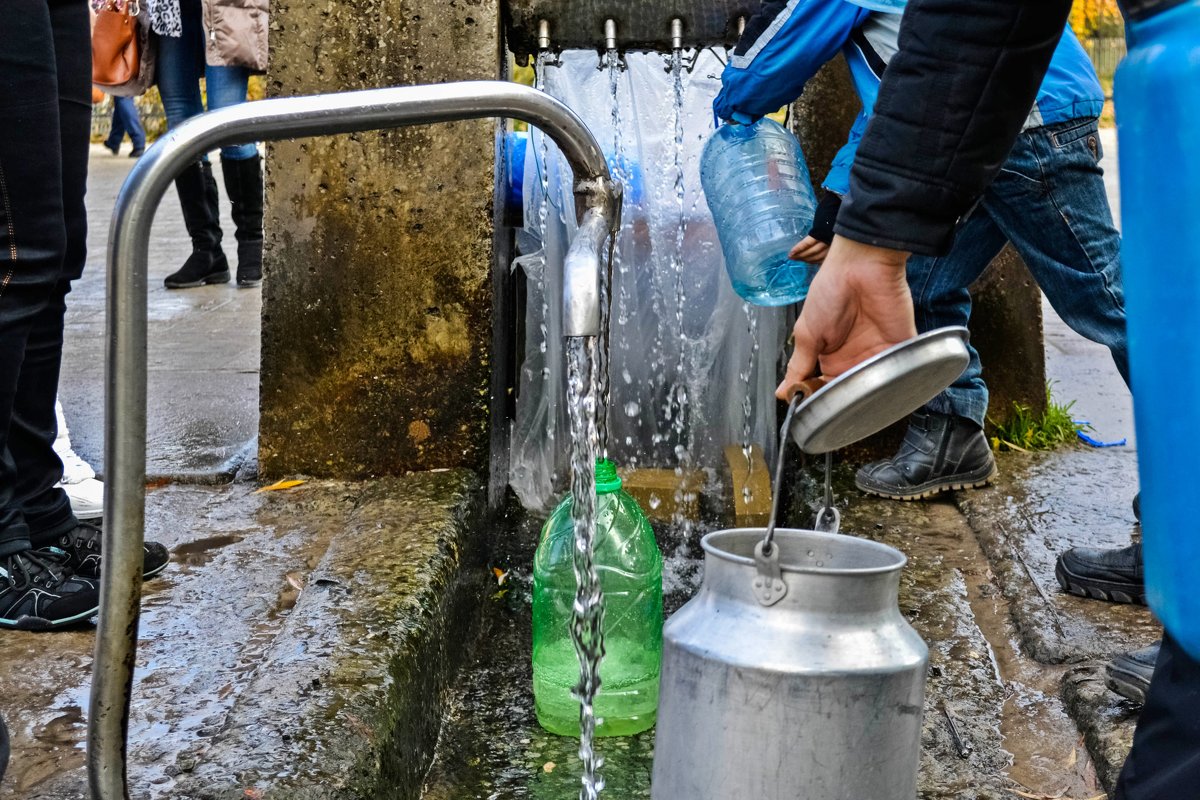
532, 459, 663, 737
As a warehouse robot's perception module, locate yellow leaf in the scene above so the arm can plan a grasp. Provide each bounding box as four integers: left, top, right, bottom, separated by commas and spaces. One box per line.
492, 567, 510, 586
256, 479, 307, 493
543, 762, 556, 773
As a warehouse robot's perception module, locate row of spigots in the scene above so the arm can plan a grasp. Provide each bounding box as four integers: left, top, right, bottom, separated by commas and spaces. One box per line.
533, 15, 748, 54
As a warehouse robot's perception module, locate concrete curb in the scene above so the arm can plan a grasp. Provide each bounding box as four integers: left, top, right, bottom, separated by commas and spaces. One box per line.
173, 470, 488, 799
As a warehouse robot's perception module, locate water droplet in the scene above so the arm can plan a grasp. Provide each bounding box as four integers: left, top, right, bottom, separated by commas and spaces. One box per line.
621, 369, 633, 384
807, 550, 815, 558
624, 401, 640, 417
648, 495, 661, 510
815, 561, 825, 568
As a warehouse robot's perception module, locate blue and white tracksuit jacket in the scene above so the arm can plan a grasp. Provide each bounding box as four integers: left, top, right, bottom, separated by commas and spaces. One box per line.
713, 0, 1105, 197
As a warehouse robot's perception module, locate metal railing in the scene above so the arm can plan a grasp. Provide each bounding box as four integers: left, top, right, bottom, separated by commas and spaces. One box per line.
87, 80, 618, 800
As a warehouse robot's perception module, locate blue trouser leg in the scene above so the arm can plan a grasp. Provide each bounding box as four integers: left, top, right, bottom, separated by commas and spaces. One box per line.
981, 117, 1129, 387
909, 117, 1128, 429
104, 98, 126, 150
157, 0, 254, 160
908, 203, 1009, 427
112, 96, 145, 151
0, 0, 89, 556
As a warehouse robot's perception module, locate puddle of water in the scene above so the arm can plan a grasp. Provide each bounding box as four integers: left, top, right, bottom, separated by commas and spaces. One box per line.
920, 502, 1104, 798
173, 533, 244, 567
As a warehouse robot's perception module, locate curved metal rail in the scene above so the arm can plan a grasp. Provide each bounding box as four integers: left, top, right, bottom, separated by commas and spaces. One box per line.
87, 80, 617, 800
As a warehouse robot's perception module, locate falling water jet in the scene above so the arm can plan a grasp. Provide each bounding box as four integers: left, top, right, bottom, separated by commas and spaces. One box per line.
566, 336, 606, 800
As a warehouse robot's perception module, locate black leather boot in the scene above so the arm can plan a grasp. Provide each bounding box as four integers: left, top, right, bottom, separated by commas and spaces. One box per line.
221, 153, 264, 287
855, 410, 997, 500
164, 161, 230, 289
1106, 641, 1160, 703
1055, 542, 1145, 604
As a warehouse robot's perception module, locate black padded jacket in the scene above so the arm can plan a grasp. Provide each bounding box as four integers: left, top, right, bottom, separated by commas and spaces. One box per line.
833, 0, 1075, 256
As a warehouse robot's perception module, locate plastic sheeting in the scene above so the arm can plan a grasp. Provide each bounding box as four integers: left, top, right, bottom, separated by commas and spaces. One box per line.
510, 50, 787, 512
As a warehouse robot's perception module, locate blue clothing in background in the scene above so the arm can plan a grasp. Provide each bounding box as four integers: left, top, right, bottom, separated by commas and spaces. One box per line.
105, 96, 146, 153
714, 0, 1104, 195
156, 0, 256, 161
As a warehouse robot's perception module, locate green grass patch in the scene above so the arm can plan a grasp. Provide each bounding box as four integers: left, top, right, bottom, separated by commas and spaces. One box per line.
990, 383, 1090, 453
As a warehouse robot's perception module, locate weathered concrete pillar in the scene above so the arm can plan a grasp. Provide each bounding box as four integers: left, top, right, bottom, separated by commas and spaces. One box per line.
260, 1, 501, 479
793, 57, 1045, 442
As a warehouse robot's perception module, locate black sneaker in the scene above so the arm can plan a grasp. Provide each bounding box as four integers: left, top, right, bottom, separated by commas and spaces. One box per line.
41, 521, 170, 580
855, 410, 997, 500
0, 549, 100, 630
1055, 542, 1145, 604
1106, 642, 1159, 704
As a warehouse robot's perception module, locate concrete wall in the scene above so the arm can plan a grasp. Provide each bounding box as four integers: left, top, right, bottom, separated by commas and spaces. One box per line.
793, 57, 1046, 444
261, 1, 502, 479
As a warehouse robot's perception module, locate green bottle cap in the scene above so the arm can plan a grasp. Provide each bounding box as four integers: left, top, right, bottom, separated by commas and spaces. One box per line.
595, 459, 623, 494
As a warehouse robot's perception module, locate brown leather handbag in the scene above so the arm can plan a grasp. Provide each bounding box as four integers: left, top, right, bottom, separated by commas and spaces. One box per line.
92, 1, 140, 88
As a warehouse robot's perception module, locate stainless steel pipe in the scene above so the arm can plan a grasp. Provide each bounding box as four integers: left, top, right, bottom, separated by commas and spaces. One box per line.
507, 0, 756, 57
87, 80, 616, 800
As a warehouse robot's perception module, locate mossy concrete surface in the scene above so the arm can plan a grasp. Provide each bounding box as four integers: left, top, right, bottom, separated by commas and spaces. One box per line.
174, 470, 487, 799
260, 0, 502, 479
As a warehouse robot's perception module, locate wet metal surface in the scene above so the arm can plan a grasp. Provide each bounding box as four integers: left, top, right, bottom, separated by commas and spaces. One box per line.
60, 149, 261, 481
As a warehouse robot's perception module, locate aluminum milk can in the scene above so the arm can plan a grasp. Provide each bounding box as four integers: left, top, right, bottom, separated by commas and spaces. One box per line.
651, 527, 928, 800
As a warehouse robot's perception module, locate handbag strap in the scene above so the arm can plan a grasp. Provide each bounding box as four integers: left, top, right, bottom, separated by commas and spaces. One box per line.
93, 1, 140, 14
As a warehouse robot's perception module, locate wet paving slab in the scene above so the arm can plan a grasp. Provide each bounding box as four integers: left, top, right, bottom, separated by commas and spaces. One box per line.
0, 473, 494, 800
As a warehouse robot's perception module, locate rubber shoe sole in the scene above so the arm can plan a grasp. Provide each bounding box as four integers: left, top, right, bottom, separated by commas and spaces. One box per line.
1106, 661, 1151, 704
164, 269, 231, 289
0, 604, 99, 631
856, 460, 998, 501
1054, 560, 1146, 605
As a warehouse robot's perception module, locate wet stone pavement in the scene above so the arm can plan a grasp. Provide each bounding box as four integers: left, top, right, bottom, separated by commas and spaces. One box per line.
2, 134, 1156, 798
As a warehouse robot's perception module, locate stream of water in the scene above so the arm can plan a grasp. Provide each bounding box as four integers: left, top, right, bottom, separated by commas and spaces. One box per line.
566, 336, 606, 800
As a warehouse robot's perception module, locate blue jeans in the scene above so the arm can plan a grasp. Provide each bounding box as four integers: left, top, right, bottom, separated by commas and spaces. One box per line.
156, 0, 256, 161
908, 117, 1129, 426
104, 95, 145, 151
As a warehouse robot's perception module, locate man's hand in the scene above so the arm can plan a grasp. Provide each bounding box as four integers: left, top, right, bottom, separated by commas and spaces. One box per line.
789, 235, 830, 264
776, 235, 916, 401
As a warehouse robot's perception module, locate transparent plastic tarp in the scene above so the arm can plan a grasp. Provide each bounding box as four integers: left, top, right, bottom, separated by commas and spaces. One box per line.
510, 50, 787, 512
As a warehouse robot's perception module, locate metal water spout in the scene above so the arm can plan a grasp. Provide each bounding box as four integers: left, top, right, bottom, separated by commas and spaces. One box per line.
88, 80, 618, 800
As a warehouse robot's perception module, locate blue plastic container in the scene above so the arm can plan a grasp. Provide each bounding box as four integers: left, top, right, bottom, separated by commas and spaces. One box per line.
700, 117, 818, 306
1116, 0, 1200, 658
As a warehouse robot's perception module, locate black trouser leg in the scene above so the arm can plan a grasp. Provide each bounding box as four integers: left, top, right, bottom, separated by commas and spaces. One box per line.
0, 0, 89, 556
1115, 633, 1200, 798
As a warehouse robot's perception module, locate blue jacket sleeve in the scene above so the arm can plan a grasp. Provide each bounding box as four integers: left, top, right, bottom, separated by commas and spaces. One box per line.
713, 0, 870, 123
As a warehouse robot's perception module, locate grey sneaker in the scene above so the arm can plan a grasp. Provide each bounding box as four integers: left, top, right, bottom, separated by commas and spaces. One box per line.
1106, 642, 1159, 704
855, 411, 997, 500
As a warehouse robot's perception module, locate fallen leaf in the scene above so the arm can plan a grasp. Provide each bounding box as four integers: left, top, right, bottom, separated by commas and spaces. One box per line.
243, 790, 263, 800
1064, 747, 1077, 768
285, 572, 305, 592
543, 762, 556, 773
256, 479, 307, 493
492, 567, 510, 586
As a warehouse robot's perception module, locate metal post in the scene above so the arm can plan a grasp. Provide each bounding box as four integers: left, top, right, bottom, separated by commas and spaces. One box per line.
88, 81, 616, 800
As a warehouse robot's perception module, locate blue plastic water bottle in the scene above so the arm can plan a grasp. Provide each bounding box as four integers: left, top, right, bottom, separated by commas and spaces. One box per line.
700, 117, 818, 306
1116, 0, 1200, 658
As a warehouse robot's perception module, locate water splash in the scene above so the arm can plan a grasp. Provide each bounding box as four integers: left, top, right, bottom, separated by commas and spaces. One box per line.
566, 336, 606, 800
535, 52, 558, 483
667, 49, 696, 543
740, 302, 760, 506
